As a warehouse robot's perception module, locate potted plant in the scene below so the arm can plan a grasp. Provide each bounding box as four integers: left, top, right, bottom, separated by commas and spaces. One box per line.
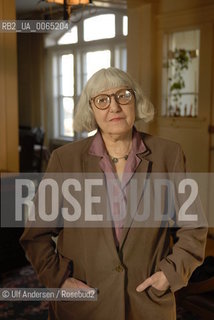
168, 48, 192, 116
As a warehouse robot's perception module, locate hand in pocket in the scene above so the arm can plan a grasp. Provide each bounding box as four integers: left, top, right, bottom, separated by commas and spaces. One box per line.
136, 271, 169, 293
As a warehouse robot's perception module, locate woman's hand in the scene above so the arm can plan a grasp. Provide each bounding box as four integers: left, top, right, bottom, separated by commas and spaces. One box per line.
61, 277, 93, 290
136, 271, 169, 292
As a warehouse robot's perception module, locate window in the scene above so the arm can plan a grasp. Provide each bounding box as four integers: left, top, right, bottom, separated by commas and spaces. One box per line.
85, 50, 111, 81
123, 16, 128, 36
58, 54, 74, 136
162, 30, 200, 117
84, 14, 115, 41
47, 10, 128, 138
57, 25, 78, 45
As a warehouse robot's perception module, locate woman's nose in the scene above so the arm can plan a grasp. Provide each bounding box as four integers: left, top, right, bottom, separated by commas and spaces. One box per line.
109, 96, 121, 112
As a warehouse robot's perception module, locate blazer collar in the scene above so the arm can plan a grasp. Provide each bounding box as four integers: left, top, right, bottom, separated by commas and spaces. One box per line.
84, 128, 152, 170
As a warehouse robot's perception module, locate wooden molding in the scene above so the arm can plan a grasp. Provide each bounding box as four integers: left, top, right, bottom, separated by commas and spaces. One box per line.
157, 4, 214, 30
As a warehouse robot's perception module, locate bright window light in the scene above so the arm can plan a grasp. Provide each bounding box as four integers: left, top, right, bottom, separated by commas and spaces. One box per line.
58, 26, 78, 45
61, 97, 74, 136
123, 16, 128, 36
84, 14, 115, 41
86, 50, 111, 81
61, 54, 74, 96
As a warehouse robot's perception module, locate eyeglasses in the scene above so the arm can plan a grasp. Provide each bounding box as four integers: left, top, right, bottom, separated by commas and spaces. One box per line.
90, 88, 135, 110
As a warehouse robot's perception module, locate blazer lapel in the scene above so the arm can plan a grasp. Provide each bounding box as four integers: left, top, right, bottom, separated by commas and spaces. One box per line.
119, 150, 152, 250
82, 151, 120, 260
80, 134, 153, 258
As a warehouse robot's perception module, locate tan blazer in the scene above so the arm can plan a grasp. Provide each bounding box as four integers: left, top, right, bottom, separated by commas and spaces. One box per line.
20, 131, 207, 320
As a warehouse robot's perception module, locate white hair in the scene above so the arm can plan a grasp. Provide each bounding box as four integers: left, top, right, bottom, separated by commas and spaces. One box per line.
73, 67, 154, 132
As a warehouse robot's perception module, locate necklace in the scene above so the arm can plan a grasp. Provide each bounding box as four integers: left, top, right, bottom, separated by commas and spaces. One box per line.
108, 140, 132, 163
110, 154, 129, 163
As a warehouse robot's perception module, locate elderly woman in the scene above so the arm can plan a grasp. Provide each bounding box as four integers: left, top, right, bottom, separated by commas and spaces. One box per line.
20, 67, 207, 320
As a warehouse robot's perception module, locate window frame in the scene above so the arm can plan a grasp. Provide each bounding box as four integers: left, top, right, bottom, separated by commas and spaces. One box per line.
46, 9, 128, 140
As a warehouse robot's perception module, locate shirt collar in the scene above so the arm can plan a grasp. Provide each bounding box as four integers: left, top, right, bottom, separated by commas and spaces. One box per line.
88, 130, 107, 158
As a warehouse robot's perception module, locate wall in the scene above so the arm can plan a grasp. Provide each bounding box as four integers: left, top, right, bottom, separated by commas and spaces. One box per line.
127, 1, 158, 134
158, 0, 214, 13
127, 0, 214, 235
127, 0, 214, 173
0, 0, 19, 172
17, 33, 45, 128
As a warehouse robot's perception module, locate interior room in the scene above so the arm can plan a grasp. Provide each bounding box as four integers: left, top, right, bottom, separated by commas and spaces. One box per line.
0, 0, 214, 319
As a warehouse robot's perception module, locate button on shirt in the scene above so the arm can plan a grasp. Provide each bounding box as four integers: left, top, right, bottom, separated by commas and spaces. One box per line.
88, 128, 146, 246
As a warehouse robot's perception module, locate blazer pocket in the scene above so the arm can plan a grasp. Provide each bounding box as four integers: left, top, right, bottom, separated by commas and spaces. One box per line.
148, 286, 170, 297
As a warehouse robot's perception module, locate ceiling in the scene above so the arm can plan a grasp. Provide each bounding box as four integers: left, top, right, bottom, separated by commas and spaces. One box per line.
16, 0, 127, 14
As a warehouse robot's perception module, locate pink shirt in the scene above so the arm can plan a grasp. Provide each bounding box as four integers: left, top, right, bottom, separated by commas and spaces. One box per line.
88, 128, 146, 246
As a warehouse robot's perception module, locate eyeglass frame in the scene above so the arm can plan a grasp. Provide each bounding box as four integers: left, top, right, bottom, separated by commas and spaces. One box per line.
89, 88, 136, 110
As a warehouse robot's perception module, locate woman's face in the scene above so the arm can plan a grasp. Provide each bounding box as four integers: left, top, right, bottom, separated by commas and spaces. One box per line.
90, 87, 136, 136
